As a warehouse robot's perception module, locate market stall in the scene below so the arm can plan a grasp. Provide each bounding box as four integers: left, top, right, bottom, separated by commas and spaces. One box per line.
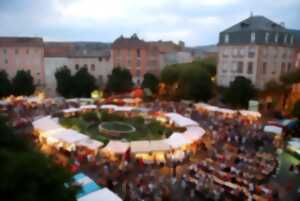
78, 188, 122, 201
165, 113, 198, 127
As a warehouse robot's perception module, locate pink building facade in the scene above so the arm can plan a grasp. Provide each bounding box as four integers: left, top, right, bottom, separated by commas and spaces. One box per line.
0, 37, 45, 86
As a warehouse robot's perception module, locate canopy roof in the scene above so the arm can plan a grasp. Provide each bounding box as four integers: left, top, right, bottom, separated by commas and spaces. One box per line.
33, 116, 62, 133
50, 129, 89, 144
78, 188, 122, 201
165, 113, 198, 127
130, 141, 151, 153
74, 173, 101, 198
166, 132, 192, 148
80, 104, 97, 110
102, 140, 129, 154
149, 140, 171, 152
77, 139, 104, 151
63, 107, 80, 113
182, 126, 205, 142
263, 125, 283, 134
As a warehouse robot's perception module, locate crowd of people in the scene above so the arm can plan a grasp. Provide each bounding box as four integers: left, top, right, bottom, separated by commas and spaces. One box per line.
2, 97, 282, 201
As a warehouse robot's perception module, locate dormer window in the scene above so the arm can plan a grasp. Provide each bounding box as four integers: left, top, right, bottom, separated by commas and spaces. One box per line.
275, 33, 279, 43
265, 32, 270, 43
251, 32, 255, 43
225, 34, 229, 43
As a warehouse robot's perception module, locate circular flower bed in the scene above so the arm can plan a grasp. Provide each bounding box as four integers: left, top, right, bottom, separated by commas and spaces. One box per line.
99, 121, 136, 138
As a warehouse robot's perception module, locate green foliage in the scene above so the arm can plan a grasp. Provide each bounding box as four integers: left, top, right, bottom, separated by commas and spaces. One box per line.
55, 66, 73, 97
59, 111, 172, 142
194, 58, 217, 77
179, 67, 213, 101
160, 62, 214, 101
0, 70, 12, 97
141, 73, 159, 93
72, 67, 97, 97
0, 116, 78, 201
224, 76, 257, 108
280, 69, 300, 85
106, 67, 134, 93
292, 100, 300, 119
12, 70, 35, 96
55, 66, 97, 98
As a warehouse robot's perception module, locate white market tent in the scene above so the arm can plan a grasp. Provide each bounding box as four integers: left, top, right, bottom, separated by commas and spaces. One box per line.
80, 104, 97, 110
102, 140, 129, 154
33, 116, 62, 133
100, 104, 118, 110
166, 132, 192, 149
149, 140, 171, 152
130, 141, 151, 153
182, 126, 205, 142
76, 139, 104, 151
49, 129, 89, 144
165, 113, 198, 127
63, 107, 80, 113
238, 110, 261, 118
263, 125, 283, 134
78, 188, 122, 201
114, 106, 135, 112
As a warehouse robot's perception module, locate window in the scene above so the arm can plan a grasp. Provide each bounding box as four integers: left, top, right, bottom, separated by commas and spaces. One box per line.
281, 62, 286, 73
287, 63, 292, 72
136, 59, 141, 67
265, 32, 270, 43
137, 49, 141, 57
237, 61, 243, 73
15, 49, 19, 55
75, 64, 79, 70
248, 48, 255, 58
275, 33, 279, 43
83, 49, 87, 55
136, 69, 141, 77
251, 32, 256, 43
225, 34, 229, 43
91, 64, 95, 71
83, 64, 88, 68
3, 49, 7, 54
4, 59, 8, 64
116, 49, 120, 57
128, 59, 131, 66
262, 62, 267, 74
98, 57, 103, 62
247, 62, 253, 74
26, 49, 30, 54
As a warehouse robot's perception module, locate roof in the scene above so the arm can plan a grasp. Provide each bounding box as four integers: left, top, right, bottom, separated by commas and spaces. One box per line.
148, 41, 182, 53
0, 37, 43, 47
44, 42, 111, 58
112, 34, 148, 49
289, 29, 300, 45
222, 15, 287, 33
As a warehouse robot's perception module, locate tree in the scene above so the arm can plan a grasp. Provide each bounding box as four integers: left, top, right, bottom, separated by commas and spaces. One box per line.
179, 67, 213, 101
224, 76, 256, 108
0, 116, 78, 201
194, 58, 217, 78
292, 100, 300, 119
72, 67, 97, 97
55, 66, 73, 97
12, 70, 35, 96
160, 64, 181, 85
106, 67, 134, 93
141, 73, 159, 93
0, 70, 12, 97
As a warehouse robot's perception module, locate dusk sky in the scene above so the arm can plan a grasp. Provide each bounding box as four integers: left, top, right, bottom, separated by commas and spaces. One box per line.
1, 0, 299, 46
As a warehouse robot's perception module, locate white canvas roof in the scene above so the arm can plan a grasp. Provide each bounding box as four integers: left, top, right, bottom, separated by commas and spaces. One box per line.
77, 139, 104, 151
239, 110, 261, 118
50, 129, 89, 144
63, 107, 80, 113
78, 188, 122, 201
130, 141, 151, 153
33, 116, 62, 133
263, 125, 283, 134
165, 113, 198, 127
166, 132, 192, 148
182, 126, 205, 142
100, 104, 118, 110
102, 140, 129, 154
114, 106, 134, 112
149, 140, 171, 152
80, 104, 97, 110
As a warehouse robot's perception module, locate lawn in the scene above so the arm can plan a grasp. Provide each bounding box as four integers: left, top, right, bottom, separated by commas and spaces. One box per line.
59, 110, 173, 144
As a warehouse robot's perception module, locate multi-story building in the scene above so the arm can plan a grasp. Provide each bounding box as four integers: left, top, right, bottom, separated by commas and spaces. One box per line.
217, 15, 296, 89
0, 37, 45, 86
111, 34, 184, 84
44, 42, 112, 96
